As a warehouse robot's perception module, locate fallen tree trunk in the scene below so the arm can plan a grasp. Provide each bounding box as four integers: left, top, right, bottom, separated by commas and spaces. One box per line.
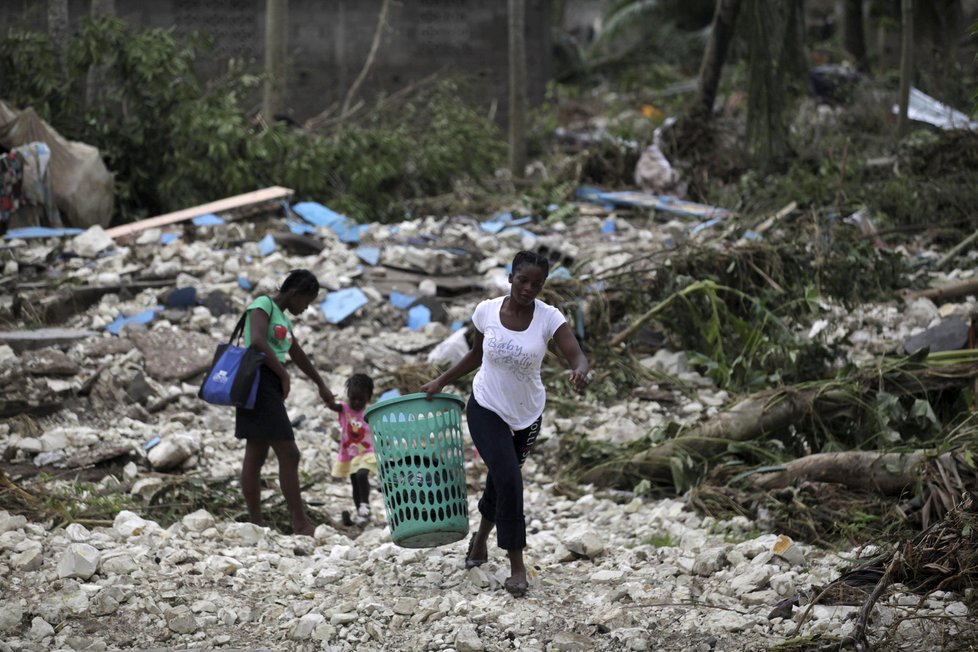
904, 277, 978, 303
752, 450, 942, 495
574, 356, 978, 492
578, 388, 847, 487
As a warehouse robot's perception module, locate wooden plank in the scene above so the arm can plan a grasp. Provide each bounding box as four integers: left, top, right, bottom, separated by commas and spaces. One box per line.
104, 186, 294, 239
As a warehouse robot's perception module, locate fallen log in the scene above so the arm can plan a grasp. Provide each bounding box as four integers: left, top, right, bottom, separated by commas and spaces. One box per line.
904, 277, 978, 303
578, 388, 847, 487
574, 354, 978, 492
751, 450, 941, 495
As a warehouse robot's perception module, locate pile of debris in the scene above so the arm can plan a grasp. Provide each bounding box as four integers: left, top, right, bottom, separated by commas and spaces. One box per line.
2, 182, 978, 650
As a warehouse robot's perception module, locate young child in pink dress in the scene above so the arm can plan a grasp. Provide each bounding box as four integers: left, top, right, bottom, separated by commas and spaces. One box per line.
328, 373, 377, 526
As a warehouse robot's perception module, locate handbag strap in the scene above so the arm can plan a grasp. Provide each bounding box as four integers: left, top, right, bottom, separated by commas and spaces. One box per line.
229, 310, 249, 344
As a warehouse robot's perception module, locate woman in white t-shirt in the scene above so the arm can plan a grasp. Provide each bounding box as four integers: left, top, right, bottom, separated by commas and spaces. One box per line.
421, 250, 589, 597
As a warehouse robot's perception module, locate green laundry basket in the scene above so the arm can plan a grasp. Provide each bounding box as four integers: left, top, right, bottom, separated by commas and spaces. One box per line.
364, 392, 469, 548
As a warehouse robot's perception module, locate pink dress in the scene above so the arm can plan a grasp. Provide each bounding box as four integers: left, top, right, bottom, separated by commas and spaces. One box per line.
331, 403, 378, 477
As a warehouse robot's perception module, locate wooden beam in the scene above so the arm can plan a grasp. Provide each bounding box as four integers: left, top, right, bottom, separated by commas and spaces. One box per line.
104, 186, 294, 239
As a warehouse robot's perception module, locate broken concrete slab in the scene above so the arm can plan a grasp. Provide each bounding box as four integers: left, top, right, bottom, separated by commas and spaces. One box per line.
81, 337, 135, 357
270, 231, 325, 256
21, 348, 80, 376
902, 315, 972, 355
128, 329, 216, 381
361, 267, 485, 298
0, 328, 99, 353
12, 279, 175, 325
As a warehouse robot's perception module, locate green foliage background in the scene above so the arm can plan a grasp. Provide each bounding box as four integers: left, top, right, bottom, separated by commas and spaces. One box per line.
0, 18, 505, 223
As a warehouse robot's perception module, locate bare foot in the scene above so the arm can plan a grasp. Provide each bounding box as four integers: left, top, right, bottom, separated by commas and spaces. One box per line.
504, 571, 529, 597
292, 522, 315, 536
466, 535, 489, 566
507, 568, 527, 585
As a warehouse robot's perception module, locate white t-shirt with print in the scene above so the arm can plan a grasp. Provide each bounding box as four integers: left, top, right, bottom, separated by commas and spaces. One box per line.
472, 296, 567, 430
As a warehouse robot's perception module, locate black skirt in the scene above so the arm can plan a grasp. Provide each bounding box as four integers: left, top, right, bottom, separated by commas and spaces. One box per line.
234, 367, 294, 440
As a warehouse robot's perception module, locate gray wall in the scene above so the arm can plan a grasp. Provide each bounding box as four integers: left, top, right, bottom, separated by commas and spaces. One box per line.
3, 0, 552, 123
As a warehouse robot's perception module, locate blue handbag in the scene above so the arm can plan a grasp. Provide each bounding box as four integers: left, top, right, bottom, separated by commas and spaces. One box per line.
198, 311, 266, 409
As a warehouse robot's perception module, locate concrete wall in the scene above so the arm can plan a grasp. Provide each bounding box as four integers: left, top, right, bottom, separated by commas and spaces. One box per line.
2, 0, 551, 123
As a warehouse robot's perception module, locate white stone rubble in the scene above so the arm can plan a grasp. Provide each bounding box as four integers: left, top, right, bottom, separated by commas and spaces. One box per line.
1, 207, 973, 651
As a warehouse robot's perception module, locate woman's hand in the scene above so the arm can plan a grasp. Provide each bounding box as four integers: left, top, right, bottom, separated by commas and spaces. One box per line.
568, 368, 590, 393
279, 373, 291, 399
420, 378, 444, 399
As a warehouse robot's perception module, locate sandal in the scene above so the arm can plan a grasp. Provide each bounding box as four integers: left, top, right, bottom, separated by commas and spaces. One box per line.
504, 577, 529, 597
464, 535, 488, 569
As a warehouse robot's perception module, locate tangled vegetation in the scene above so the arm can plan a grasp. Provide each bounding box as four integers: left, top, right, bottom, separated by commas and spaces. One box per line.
0, 18, 505, 223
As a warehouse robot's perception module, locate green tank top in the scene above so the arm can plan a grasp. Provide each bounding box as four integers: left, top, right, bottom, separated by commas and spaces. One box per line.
243, 295, 293, 362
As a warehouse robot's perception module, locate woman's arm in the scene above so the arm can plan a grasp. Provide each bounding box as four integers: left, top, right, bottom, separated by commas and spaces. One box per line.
420, 330, 485, 397
249, 309, 291, 398
553, 323, 589, 393
289, 339, 335, 406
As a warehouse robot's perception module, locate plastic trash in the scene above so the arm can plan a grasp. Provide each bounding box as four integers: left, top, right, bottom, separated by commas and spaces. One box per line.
407, 304, 431, 330
321, 287, 368, 324
292, 201, 368, 244
105, 307, 161, 335
356, 246, 381, 265
191, 213, 224, 226
426, 327, 470, 366
3, 226, 83, 239
257, 233, 276, 256
389, 292, 416, 309
893, 88, 978, 131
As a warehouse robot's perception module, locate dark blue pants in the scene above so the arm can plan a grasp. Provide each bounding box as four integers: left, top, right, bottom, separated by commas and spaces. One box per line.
466, 396, 542, 551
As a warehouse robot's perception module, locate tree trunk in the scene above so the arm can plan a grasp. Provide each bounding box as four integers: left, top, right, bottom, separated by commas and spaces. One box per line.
47, 0, 69, 79
263, 0, 289, 121
508, 0, 528, 178
896, 0, 914, 137
693, 0, 742, 117
745, 0, 805, 168
85, 0, 115, 109
752, 450, 935, 494
843, 0, 868, 71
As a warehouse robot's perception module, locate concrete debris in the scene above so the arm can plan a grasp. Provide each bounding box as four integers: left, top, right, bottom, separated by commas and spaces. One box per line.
0, 195, 975, 652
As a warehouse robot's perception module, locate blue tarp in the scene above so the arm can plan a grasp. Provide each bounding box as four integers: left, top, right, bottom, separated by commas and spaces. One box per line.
689, 217, 723, 235
321, 287, 368, 324
105, 307, 162, 335
356, 246, 381, 265
236, 276, 252, 290
160, 233, 180, 245
3, 226, 84, 239
577, 185, 731, 219
192, 213, 224, 226
480, 212, 534, 234
292, 201, 369, 244
407, 304, 432, 331
378, 388, 402, 402
257, 234, 276, 256
388, 292, 416, 309
286, 218, 317, 235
